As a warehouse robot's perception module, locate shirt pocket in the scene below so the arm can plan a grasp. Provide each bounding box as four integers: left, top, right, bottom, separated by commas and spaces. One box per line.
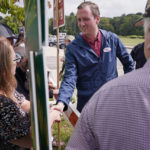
77, 52, 98, 75
101, 51, 114, 75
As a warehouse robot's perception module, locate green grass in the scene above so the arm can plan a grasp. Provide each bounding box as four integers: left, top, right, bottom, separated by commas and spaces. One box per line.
52, 117, 73, 150
119, 36, 144, 47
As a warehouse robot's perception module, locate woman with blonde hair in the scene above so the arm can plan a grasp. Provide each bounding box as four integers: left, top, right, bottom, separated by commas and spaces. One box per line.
0, 36, 61, 149
0, 36, 32, 149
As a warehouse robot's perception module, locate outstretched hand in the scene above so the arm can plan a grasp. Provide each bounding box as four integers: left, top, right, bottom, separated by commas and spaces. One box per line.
50, 109, 62, 127
51, 102, 65, 113
48, 82, 59, 99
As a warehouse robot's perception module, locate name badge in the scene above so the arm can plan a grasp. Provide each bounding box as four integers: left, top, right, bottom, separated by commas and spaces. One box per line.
103, 47, 111, 52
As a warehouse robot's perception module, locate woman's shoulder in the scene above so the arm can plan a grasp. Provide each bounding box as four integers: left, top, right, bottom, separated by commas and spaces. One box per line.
0, 94, 23, 116
0, 94, 27, 116
0, 94, 12, 104
0, 95, 30, 149
0, 94, 15, 105
0, 94, 20, 117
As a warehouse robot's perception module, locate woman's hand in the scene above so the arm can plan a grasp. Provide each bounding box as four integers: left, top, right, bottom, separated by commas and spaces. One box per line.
49, 109, 62, 127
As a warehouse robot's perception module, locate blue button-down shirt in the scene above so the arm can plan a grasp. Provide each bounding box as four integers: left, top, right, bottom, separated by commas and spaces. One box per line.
58, 29, 134, 112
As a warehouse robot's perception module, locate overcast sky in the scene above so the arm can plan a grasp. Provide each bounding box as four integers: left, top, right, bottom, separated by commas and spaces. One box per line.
0, 0, 147, 18
49, 0, 147, 18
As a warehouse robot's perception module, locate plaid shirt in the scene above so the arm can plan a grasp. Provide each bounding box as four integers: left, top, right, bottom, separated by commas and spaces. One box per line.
82, 30, 102, 58
66, 59, 150, 150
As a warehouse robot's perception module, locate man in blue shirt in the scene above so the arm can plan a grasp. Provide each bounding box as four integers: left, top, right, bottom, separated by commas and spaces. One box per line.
66, 1, 150, 149
53, 1, 134, 113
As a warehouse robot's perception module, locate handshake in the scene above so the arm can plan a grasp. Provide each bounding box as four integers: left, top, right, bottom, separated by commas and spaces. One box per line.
49, 102, 65, 127
49, 108, 62, 127
49, 81, 65, 127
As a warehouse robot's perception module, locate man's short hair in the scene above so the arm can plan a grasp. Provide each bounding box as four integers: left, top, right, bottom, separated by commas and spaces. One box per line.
77, 1, 100, 18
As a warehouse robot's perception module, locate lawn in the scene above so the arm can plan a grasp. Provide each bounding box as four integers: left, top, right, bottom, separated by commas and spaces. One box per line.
52, 117, 73, 150
119, 36, 144, 47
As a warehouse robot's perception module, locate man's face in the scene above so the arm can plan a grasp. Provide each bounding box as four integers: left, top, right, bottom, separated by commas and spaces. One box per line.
144, 22, 150, 60
77, 6, 100, 38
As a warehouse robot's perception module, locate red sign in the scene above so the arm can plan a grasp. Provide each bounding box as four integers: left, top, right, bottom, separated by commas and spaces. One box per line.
53, 0, 65, 29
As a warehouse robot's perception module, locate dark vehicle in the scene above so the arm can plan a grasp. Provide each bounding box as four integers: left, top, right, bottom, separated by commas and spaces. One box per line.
49, 39, 66, 49
49, 41, 55, 47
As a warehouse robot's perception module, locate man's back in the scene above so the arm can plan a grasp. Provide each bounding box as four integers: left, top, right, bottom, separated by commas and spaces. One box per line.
66, 59, 150, 150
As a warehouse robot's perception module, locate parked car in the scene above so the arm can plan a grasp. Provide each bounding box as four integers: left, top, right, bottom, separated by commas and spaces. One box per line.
49, 41, 56, 47
49, 39, 66, 49
59, 41, 66, 49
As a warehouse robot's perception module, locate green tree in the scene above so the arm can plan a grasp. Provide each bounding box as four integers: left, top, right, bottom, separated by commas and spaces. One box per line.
49, 12, 79, 36
48, 18, 57, 35
118, 13, 143, 36
111, 17, 122, 35
99, 17, 114, 32
65, 13, 79, 35
48, 12, 144, 37
0, 0, 24, 33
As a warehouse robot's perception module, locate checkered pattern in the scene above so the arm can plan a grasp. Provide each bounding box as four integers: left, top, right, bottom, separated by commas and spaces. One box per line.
66, 59, 150, 150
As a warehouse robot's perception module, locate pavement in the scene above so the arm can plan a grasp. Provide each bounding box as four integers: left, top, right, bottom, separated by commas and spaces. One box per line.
45, 46, 64, 84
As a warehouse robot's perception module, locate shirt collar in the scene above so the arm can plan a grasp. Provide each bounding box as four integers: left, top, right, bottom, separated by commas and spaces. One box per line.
82, 30, 101, 44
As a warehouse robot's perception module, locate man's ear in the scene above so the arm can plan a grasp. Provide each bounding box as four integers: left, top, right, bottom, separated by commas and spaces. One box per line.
148, 24, 150, 32
144, 24, 150, 60
96, 16, 100, 24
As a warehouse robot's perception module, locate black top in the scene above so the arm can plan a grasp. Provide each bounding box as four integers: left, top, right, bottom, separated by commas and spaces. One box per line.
0, 95, 30, 150
15, 67, 29, 100
130, 42, 146, 69
15, 67, 54, 100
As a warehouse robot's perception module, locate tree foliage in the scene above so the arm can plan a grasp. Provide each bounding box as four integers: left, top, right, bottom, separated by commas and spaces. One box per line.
0, 2, 144, 37
99, 18, 114, 32
49, 12, 144, 37
0, 0, 24, 33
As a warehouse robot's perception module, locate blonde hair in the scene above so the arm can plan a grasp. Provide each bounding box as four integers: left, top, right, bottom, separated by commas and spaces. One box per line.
0, 36, 17, 98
